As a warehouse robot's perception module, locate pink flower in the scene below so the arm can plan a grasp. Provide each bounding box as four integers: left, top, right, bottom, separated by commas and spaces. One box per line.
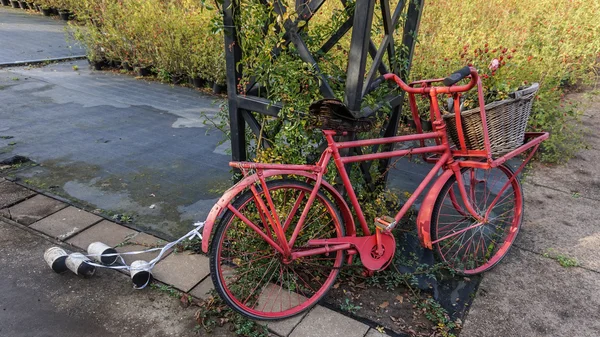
489, 59, 500, 71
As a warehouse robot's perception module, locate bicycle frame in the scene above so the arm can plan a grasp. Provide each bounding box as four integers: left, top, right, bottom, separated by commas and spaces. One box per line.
200, 70, 549, 267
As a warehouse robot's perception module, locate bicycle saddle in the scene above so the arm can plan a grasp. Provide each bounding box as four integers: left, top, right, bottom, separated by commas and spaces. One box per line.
309, 98, 357, 121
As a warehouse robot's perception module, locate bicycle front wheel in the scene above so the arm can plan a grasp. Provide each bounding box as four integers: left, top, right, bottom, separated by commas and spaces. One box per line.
209, 179, 345, 320
431, 164, 523, 275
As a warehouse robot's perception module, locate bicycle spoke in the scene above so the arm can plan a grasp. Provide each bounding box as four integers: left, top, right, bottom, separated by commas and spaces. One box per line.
212, 179, 344, 319
433, 165, 523, 274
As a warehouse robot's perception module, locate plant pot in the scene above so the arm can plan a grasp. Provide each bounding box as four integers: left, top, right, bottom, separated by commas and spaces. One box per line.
11, 0, 20, 8
1, 0, 11, 6
40, 7, 51, 15
212, 82, 227, 95
420, 118, 433, 132
58, 10, 71, 20
89, 59, 106, 71
135, 67, 151, 77
407, 118, 417, 130
121, 61, 133, 71
18, 1, 28, 9
104, 60, 119, 69
170, 74, 186, 85
28, 2, 35, 10
51, 7, 58, 15
191, 76, 206, 88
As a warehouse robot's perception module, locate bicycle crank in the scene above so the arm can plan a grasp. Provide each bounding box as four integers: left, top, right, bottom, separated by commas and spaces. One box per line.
307, 232, 395, 271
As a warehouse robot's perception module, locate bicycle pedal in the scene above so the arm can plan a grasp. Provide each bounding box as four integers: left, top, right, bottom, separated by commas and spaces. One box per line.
375, 216, 396, 230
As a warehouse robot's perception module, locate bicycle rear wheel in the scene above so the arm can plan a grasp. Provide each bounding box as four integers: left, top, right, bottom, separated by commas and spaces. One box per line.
431, 164, 523, 274
209, 179, 344, 320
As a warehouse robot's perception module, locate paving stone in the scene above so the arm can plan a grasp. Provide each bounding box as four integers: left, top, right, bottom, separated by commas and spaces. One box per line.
256, 284, 309, 337
289, 305, 369, 337
29, 206, 101, 240
4, 194, 67, 225
0, 180, 36, 209
152, 252, 210, 293
66, 220, 138, 250
189, 277, 214, 300
116, 232, 170, 265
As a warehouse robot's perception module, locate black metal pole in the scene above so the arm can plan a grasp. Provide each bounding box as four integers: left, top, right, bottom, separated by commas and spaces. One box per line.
223, 0, 246, 163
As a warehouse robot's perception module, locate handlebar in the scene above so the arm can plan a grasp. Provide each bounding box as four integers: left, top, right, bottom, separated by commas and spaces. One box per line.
443, 66, 472, 86
382, 66, 479, 95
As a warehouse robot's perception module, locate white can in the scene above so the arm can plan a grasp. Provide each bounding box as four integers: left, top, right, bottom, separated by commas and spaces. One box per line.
44, 247, 69, 273
130, 260, 152, 289
66, 253, 96, 277
87, 242, 119, 265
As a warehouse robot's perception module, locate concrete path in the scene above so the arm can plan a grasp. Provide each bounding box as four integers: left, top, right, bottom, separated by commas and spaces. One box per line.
0, 218, 208, 337
461, 92, 600, 336
0, 7, 85, 64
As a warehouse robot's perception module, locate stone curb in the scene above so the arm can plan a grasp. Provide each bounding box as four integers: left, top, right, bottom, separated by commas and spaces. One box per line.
0, 179, 392, 337
0, 55, 88, 68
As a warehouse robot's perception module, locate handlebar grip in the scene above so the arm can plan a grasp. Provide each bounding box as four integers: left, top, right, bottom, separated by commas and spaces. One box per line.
443, 66, 472, 86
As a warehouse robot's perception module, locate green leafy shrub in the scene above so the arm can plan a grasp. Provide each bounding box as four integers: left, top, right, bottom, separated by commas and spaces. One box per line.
52, 0, 600, 166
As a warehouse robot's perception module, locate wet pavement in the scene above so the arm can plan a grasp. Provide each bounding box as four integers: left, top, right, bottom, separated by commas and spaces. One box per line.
0, 61, 228, 239
0, 7, 85, 64
0, 57, 432, 240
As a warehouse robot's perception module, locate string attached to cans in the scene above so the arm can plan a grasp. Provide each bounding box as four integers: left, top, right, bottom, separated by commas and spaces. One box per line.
43, 221, 205, 289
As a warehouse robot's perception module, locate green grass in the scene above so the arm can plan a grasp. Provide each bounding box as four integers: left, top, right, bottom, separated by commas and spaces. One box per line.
543, 250, 580, 268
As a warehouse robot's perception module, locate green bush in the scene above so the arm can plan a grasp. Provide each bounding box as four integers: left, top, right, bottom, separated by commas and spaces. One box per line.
55, 0, 599, 163
66, 0, 223, 83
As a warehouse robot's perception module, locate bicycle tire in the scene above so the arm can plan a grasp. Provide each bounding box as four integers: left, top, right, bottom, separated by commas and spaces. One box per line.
209, 179, 345, 320
431, 164, 523, 274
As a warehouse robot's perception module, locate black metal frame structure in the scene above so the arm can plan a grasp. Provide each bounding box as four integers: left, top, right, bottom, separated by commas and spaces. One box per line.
223, 0, 424, 185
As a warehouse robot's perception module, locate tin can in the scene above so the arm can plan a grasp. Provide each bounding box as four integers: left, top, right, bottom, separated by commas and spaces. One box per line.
130, 260, 152, 289
87, 242, 119, 265
66, 252, 96, 277
44, 247, 69, 273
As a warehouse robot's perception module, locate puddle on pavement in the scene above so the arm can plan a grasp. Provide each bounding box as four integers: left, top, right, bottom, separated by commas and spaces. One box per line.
12, 158, 230, 239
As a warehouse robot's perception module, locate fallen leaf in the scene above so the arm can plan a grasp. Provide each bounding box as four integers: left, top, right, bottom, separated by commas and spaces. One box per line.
180, 294, 190, 308
333, 283, 340, 289
379, 301, 389, 309
375, 326, 385, 333
396, 295, 403, 303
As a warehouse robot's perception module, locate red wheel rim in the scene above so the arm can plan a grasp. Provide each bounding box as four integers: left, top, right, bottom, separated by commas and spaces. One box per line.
215, 182, 343, 319
434, 165, 522, 274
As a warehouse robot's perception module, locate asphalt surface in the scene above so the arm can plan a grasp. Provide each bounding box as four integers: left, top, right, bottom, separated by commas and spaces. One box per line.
0, 61, 231, 239
0, 7, 85, 64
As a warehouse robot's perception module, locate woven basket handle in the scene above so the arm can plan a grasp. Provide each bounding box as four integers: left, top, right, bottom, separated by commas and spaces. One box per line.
509, 82, 539, 99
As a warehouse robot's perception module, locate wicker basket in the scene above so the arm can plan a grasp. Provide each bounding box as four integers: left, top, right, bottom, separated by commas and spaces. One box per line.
443, 83, 539, 157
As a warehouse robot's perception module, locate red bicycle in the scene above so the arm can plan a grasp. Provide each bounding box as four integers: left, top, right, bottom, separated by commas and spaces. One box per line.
199, 67, 548, 320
